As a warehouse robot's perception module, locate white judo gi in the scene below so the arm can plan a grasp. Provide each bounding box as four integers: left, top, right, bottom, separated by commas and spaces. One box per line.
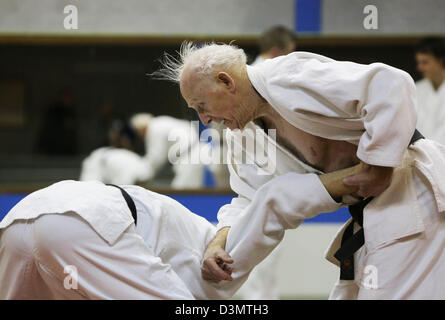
217, 51, 445, 299
415, 79, 445, 144
235, 53, 283, 300
142, 116, 204, 189
0, 176, 335, 300
79, 147, 150, 185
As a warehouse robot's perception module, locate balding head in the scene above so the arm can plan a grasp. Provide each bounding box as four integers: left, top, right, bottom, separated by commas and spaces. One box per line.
153, 41, 270, 130
153, 42, 264, 130
153, 41, 247, 83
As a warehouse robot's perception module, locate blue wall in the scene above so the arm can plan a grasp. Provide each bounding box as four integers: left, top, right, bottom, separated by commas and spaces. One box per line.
0, 193, 349, 224
295, 0, 321, 33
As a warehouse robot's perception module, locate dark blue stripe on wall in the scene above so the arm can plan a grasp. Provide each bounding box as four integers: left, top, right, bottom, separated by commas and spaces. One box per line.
295, 0, 321, 33
168, 194, 232, 222
0, 193, 349, 224
170, 194, 350, 224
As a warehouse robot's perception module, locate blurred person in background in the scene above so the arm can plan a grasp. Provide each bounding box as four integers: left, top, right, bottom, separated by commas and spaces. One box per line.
130, 113, 205, 189
95, 102, 116, 147
237, 24, 297, 300
80, 119, 150, 185
415, 37, 445, 144
252, 25, 297, 66
37, 87, 78, 155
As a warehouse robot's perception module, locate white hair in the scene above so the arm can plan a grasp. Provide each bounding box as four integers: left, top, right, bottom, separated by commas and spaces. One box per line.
151, 41, 247, 83
130, 113, 153, 130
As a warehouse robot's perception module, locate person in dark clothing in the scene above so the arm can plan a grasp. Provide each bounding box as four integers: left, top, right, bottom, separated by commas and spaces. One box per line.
37, 88, 78, 155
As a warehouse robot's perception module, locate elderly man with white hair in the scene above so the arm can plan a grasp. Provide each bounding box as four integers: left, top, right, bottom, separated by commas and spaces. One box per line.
152, 41, 445, 299
130, 113, 205, 189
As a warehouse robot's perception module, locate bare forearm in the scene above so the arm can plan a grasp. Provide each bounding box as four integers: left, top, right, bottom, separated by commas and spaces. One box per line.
208, 226, 230, 249
318, 163, 363, 199
202, 227, 234, 282
210, 165, 367, 248
210, 166, 359, 246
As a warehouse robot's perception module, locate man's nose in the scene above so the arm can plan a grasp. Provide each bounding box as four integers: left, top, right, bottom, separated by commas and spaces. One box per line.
198, 113, 212, 126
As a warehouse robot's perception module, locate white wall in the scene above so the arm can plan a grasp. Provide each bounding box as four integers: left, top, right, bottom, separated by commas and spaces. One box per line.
322, 0, 445, 35
276, 224, 341, 298
0, 0, 294, 35
1, 0, 443, 37
234, 223, 343, 299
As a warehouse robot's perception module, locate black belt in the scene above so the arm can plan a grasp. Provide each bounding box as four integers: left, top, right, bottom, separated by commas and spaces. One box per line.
334, 129, 424, 280
106, 184, 137, 225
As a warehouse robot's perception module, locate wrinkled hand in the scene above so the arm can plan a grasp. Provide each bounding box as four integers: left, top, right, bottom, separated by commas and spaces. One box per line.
342, 162, 394, 198
201, 244, 234, 283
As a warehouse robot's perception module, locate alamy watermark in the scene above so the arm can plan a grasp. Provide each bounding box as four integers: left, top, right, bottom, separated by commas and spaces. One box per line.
63, 5, 78, 30
361, 264, 378, 290
167, 121, 277, 176
63, 265, 78, 290
363, 5, 378, 30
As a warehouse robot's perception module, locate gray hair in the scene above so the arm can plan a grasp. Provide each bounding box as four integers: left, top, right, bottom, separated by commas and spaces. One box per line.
151, 41, 247, 83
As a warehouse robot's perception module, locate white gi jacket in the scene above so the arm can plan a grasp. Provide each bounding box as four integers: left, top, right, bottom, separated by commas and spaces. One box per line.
217, 52, 445, 274
80, 147, 150, 185
143, 116, 200, 179
415, 79, 445, 144
0, 181, 135, 246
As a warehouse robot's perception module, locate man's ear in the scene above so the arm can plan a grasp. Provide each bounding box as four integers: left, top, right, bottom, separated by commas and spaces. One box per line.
217, 72, 235, 92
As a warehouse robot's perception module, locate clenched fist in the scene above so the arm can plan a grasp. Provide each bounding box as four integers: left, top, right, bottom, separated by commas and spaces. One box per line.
343, 162, 394, 198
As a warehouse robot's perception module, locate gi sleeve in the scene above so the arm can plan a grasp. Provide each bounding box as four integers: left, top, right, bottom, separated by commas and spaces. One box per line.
215, 171, 341, 295
215, 129, 276, 231
266, 56, 418, 167
354, 64, 418, 167
216, 196, 251, 230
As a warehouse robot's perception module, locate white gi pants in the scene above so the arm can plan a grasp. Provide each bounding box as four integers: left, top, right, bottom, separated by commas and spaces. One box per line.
0, 212, 193, 300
